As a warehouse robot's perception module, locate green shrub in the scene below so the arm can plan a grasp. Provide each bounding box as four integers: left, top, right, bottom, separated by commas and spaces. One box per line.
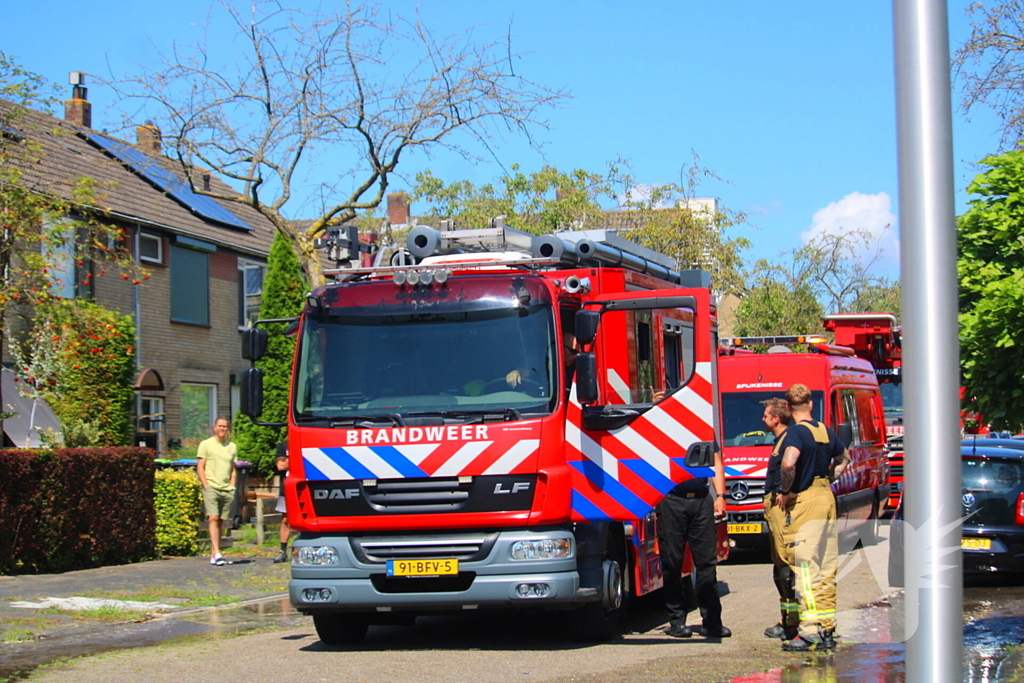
0, 448, 156, 575
153, 468, 203, 556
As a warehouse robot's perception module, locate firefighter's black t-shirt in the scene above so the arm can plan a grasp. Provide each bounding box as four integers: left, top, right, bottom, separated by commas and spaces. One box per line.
783, 421, 844, 494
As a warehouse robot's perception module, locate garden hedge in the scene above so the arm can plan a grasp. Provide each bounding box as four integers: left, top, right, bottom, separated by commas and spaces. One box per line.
153, 468, 203, 556
0, 447, 157, 574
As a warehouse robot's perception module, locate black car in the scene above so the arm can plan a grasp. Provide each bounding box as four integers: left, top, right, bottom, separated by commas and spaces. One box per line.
962, 437, 1024, 453
889, 445, 1024, 587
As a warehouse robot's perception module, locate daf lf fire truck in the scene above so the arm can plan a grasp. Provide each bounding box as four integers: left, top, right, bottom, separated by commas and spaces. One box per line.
717, 334, 890, 548
241, 225, 726, 644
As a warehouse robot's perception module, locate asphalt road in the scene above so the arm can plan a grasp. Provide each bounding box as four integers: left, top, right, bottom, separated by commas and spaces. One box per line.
22, 536, 900, 683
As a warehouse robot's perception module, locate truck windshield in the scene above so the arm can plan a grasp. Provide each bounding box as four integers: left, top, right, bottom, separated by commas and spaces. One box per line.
293, 276, 557, 421
879, 381, 902, 416
721, 390, 824, 447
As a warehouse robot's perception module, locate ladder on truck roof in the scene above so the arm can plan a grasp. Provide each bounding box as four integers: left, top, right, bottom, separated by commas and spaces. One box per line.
322, 217, 711, 289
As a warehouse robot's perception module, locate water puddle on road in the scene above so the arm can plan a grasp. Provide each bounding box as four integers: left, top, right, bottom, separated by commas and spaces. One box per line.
0, 596, 307, 682
731, 606, 1024, 682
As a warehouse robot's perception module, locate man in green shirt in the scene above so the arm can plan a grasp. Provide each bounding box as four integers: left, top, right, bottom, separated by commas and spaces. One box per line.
197, 417, 238, 566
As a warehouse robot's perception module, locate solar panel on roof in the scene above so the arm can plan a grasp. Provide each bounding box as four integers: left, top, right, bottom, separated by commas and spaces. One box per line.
86, 133, 252, 231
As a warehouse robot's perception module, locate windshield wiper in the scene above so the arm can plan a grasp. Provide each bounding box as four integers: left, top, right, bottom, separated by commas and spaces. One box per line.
404, 408, 522, 422
324, 413, 406, 428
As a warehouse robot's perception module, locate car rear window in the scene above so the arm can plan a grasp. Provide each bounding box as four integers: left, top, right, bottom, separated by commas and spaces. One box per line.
963, 459, 1024, 493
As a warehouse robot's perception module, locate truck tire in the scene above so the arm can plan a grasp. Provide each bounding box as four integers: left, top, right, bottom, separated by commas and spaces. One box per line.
569, 534, 628, 642
859, 492, 881, 548
313, 613, 370, 645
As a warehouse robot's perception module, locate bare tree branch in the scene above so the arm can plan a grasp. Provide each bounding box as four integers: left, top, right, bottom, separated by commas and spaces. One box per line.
105, 0, 565, 285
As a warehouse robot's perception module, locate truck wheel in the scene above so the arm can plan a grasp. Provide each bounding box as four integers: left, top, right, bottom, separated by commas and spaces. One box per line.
859, 493, 881, 547
313, 613, 369, 645
569, 555, 626, 642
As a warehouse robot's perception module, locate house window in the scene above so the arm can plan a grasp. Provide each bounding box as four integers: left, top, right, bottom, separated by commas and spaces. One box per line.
238, 259, 265, 328
180, 383, 217, 442
170, 245, 209, 325
139, 233, 162, 264
44, 218, 82, 299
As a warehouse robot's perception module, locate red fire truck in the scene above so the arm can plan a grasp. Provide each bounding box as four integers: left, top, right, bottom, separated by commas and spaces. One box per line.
717, 334, 890, 547
823, 313, 903, 507
241, 225, 725, 644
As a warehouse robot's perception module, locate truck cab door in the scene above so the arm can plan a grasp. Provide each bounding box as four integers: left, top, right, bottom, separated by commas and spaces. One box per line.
566, 288, 720, 522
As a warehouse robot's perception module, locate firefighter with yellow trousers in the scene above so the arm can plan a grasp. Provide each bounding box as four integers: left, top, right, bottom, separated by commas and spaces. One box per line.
776, 384, 850, 651
760, 397, 800, 641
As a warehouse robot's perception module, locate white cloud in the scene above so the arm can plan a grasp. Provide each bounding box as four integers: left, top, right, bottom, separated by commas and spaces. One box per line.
802, 192, 899, 268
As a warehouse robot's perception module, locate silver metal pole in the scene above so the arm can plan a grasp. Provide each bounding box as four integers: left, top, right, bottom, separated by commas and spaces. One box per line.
892, 1, 963, 682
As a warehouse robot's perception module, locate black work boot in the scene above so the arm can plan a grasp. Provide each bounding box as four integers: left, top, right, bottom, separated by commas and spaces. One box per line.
666, 621, 693, 638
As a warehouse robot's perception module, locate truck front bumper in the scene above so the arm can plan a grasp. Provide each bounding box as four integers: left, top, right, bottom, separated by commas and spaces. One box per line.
289, 528, 590, 614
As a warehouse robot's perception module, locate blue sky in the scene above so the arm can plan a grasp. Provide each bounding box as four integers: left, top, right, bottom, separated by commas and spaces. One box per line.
1, 1, 1004, 278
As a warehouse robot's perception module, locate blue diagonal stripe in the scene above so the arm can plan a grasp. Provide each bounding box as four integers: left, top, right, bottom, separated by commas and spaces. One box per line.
570, 460, 652, 519
669, 458, 716, 480
571, 490, 615, 522
724, 466, 746, 476
318, 448, 376, 480
620, 458, 676, 495
302, 458, 330, 482
372, 446, 427, 478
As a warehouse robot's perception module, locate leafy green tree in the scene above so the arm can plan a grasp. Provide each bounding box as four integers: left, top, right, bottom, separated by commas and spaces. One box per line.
733, 226, 900, 337
233, 232, 307, 475
410, 157, 750, 294
733, 266, 825, 338
958, 148, 1024, 430
1, 52, 140, 441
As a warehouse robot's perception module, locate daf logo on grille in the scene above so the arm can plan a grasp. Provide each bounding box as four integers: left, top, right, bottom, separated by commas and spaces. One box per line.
962, 492, 976, 508
729, 481, 750, 502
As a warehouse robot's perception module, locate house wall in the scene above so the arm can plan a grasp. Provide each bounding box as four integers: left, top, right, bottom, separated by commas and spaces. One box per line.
91, 228, 256, 451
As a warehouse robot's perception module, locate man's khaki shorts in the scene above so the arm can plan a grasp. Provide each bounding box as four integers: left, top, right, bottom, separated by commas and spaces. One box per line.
203, 487, 235, 520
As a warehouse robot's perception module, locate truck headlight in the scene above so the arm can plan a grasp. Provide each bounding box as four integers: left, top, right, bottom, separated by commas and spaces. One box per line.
510, 538, 572, 560
295, 546, 340, 566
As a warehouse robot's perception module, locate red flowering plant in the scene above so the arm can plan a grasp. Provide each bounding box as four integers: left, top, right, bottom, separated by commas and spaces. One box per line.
7, 300, 136, 447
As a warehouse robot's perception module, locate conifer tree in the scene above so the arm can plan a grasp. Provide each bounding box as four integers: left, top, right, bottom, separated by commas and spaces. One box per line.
234, 231, 306, 474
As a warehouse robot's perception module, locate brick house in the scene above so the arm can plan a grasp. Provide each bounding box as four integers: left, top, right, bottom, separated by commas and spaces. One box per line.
1, 86, 277, 452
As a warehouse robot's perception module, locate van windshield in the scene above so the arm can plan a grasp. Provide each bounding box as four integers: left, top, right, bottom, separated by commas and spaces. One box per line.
721, 390, 824, 447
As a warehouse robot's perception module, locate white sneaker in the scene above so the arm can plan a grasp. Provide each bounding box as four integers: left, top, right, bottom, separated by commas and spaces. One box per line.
210, 555, 227, 566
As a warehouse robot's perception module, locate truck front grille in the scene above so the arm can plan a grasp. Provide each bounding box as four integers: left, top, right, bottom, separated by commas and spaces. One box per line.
727, 478, 766, 506
366, 478, 470, 512
350, 532, 497, 564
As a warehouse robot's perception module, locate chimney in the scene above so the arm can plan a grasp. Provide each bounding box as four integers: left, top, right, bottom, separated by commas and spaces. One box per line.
387, 193, 410, 226
136, 121, 162, 153
64, 72, 91, 129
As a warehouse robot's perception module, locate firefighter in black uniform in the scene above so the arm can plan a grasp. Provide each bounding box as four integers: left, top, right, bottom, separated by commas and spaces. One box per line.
776, 383, 850, 652
656, 444, 731, 639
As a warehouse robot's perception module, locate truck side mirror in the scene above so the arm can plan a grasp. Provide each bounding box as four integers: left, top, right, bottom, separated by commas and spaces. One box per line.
837, 422, 854, 448
240, 367, 265, 418
242, 328, 268, 361
575, 352, 598, 404
575, 310, 600, 345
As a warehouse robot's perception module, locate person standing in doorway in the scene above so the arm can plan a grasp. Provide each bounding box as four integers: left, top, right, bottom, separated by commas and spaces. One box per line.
197, 417, 238, 566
